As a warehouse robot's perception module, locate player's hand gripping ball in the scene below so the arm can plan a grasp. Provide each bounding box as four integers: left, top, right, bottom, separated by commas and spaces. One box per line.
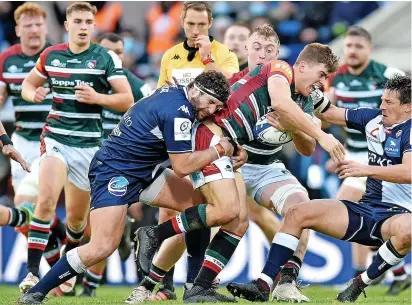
254, 114, 292, 146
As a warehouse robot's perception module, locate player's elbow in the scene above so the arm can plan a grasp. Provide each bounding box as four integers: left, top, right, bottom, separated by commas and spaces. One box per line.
297, 144, 315, 157
173, 167, 188, 178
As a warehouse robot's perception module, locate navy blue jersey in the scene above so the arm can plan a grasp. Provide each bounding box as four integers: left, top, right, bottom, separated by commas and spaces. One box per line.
94, 85, 195, 184
345, 108, 411, 211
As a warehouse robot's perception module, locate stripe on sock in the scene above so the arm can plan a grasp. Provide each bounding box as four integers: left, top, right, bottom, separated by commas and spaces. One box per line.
361, 272, 372, 285
221, 229, 242, 246
259, 272, 274, 288
379, 241, 403, 266
28, 218, 51, 250
174, 214, 187, 233
273, 233, 299, 251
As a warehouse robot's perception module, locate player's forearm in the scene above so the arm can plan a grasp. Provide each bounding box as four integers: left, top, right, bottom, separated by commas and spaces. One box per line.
291, 130, 316, 156
273, 99, 324, 141
316, 104, 347, 127
174, 147, 218, 178
96, 92, 133, 112
366, 164, 411, 184
21, 79, 38, 102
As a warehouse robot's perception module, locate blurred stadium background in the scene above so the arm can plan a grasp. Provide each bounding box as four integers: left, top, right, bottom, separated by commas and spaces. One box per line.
0, 0, 411, 288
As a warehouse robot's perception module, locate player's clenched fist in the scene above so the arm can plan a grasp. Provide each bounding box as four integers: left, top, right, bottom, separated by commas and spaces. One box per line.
32, 87, 50, 103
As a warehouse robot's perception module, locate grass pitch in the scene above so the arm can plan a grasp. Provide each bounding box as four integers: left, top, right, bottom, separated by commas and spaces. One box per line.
0, 284, 410, 305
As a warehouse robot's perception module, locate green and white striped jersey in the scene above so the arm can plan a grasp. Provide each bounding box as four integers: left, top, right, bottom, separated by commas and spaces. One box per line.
35, 42, 125, 147
0, 43, 52, 141
328, 60, 404, 152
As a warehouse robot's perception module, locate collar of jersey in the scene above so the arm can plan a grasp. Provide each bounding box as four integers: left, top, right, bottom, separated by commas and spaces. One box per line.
183, 36, 214, 62
384, 116, 411, 130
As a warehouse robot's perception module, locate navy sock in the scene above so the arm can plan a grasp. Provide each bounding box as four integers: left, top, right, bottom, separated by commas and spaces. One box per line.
185, 228, 210, 283
29, 254, 79, 295
259, 233, 299, 287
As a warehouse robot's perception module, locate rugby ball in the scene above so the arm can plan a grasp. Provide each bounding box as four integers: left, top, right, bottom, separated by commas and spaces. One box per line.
254, 116, 292, 146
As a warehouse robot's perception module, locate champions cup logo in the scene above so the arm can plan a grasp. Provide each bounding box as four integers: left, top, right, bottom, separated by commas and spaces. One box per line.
108, 176, 129, 197
85, 59, 97, 69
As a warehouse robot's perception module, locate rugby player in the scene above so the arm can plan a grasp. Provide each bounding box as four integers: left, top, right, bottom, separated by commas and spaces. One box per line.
18, 71, 234, 305
77, 32, 152, 298
133, 35, 343, 303
326, 26, 409, 293
255, 74, 411, 303
18, 1, 133, 294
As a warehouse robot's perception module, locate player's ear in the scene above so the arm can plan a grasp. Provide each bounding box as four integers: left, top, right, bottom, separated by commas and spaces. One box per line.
15, 25, 21, 38
208, 18, 213, 29
64, 20, 69, 32
402, 103, 411, 114
299, 61, 306, 73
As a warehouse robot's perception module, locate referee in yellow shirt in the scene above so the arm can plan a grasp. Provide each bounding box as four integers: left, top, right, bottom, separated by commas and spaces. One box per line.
157, 1, 239, 88
152, 1, 239, 300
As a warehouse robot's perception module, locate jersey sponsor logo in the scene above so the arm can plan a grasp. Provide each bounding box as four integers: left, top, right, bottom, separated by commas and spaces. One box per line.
50, 59, 66, 68
108, 176, 129, 197
85, 59, 97, 69
67, 59, 82, 64
172, 54, 181, 60
7, 65, 22, 73
51, 78, 94, 87
178, 105, 190, 115
172, 68, 204, 86
384, 137, 401, 157
123, 113, 132, 127
270, 62, 292, 80
349, 79, 362, 87
23, 60, 36, 67
9, 83, 22, 92
368, 151, 393, 166
174, 118, 192, 141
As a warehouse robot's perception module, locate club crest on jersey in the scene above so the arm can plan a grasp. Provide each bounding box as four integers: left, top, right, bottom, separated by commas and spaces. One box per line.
108, 176, 129, 197
384, 137, 401, 157
85, 59, 97, 69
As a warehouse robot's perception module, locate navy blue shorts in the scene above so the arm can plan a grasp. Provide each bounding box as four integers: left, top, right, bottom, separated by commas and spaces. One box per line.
88, 157, 145, 211
341, 200, 410, 247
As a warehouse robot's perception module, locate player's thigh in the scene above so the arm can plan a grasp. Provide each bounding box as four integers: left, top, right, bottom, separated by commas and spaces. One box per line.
285, 199, 349, 240
149, 170, 205, 211
64, 181, 90, 227
37, 156, 67, 209
380, 213, 411, 243
259, 178, 309, 216
337, 182, 365, 202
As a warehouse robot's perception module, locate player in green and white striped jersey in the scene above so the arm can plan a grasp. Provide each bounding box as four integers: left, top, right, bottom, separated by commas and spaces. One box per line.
19, 2, 133, 295
0, 3, 51, 201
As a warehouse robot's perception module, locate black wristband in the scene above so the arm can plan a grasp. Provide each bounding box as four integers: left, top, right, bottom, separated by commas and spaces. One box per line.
0, 134, 13, 146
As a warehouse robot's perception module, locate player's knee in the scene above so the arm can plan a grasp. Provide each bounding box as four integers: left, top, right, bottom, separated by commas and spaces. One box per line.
91, 240, 118, 261
65, 211, 87, 229
284, 204, 308, 228
393, 221, 411, 250
269, 184, 308, 216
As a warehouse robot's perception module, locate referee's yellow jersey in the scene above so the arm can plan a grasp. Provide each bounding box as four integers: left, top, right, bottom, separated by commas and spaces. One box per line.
157, 39, 239, 88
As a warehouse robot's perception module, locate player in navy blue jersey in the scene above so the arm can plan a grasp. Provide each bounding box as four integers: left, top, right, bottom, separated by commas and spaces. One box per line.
18, 71, 240, 304
231, 74, 411, 303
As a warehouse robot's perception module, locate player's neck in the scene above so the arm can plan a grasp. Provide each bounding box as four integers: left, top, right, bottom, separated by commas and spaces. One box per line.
68, 41, 91, 54
347, 59, 370, 76
20, 43, 45, 57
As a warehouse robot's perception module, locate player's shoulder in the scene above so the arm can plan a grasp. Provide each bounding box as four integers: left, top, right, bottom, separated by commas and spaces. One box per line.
262, 60, 293, 82
328, 64, 349, 85
369, 60, 406, 79
0, 44, 22, 60
160, 87, 194, 116
40, 43, 69, 61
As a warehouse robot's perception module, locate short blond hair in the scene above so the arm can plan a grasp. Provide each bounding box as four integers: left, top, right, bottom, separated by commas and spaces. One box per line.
66, 1, 97, 18
296, 43, 340, 73
250, 23, 280, 48
14, 2, 47, 24
182, 1, 212, 23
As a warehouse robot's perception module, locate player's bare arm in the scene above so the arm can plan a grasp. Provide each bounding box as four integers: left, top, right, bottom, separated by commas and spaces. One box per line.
0, 121, 30, 172
168, 136, 234, 177
268, 77, 345, 163
311, 89, 347, 126
75, 78, 133, 112
21, 70, 48, 103
336, 152, 411, 184
0, 85, 6, 106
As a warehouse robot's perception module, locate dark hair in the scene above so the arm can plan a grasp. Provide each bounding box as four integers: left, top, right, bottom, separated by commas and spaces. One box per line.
296, 43, 340, 73
384, 74, 411, 105
249, 23, 280, 48
97, 33, 124, 45
182, 1, 213, 23
189, 71, 230, 104
345, 26, 372, 43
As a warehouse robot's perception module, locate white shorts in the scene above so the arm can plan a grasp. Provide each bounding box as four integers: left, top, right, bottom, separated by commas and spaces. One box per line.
242, 162, 296, 204
10, 133, 41, 190
189, 123, 235, 189
41, 137, 99, 191
15, 157, 41, 197
342, 150, 368, 192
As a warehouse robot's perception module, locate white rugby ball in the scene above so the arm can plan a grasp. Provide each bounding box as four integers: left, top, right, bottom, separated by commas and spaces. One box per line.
254, 116, 292, 146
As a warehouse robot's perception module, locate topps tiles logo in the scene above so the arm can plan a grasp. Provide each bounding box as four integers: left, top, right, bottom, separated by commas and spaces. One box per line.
51, 78, 94, 87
